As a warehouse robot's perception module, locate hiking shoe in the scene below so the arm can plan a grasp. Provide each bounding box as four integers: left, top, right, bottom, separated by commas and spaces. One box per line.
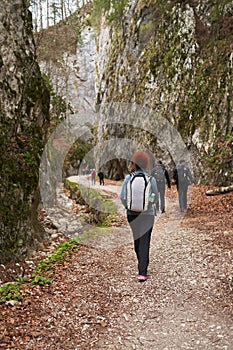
137, 275, 148, 282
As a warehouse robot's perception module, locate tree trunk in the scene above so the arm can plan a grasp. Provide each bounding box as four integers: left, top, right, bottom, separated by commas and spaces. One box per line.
206, 185, 233, 196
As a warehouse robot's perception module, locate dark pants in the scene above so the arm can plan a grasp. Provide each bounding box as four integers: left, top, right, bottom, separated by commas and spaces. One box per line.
156, 182, 165, 212
99, 177, 104, 185
127, 214, 154, 276
177, 183, 188, 211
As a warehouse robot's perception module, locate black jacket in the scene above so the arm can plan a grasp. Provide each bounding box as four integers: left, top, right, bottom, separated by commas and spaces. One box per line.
151, 165, 171, 188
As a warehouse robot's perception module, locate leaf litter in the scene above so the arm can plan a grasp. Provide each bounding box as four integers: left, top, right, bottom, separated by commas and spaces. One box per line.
0, 184, 232, 349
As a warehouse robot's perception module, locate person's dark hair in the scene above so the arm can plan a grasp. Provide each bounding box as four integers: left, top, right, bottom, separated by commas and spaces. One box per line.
132, 151, 150, 170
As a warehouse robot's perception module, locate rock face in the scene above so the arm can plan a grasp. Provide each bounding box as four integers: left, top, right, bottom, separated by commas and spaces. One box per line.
0, 0, 50, 263
36, 1, 232, 185
93, 0, 233, 185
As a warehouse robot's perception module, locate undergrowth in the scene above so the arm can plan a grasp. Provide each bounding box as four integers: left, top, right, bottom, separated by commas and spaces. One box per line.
1, 182, 118, 304
0, 236, 84, 304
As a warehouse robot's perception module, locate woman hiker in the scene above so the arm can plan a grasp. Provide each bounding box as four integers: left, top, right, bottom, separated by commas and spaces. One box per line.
120, 151, 158, 282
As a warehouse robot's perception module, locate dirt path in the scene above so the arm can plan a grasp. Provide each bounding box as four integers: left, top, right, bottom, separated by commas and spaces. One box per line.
0, 178, 232, 349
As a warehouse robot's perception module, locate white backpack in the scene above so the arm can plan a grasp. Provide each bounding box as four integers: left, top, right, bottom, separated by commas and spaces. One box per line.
126, 172, 152, 212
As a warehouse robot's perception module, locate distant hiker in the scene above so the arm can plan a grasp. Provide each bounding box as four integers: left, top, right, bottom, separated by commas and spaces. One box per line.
120, 151, 158, 282
173, 159, 194, 212
91, 169, 96, 185
97, 171, 104, 185
151, 160, 171, 213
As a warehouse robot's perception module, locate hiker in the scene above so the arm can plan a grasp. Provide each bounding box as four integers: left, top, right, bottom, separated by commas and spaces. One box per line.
120, 151, 158, 282
173, 159, 194, 212
151, 160, 171, 213
91, 169, 96, 185
97, 171, 104, 185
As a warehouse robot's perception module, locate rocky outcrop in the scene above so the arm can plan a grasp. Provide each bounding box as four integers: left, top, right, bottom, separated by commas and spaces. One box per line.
36, 1, 232, 186
0, 0, 50, 263
94, 0, 233, 185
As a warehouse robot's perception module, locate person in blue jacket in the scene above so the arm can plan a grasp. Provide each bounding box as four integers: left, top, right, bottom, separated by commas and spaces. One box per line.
120, 151, 158, 282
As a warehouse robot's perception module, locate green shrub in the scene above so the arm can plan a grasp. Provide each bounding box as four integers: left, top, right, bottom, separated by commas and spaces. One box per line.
31, 276, 51, 285
0, 282, 23, 303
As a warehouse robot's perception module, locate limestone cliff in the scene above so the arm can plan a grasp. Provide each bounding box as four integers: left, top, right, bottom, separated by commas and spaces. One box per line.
0, 0, 50, 263
36, 1, 232, 186
94, 0, 233, 185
